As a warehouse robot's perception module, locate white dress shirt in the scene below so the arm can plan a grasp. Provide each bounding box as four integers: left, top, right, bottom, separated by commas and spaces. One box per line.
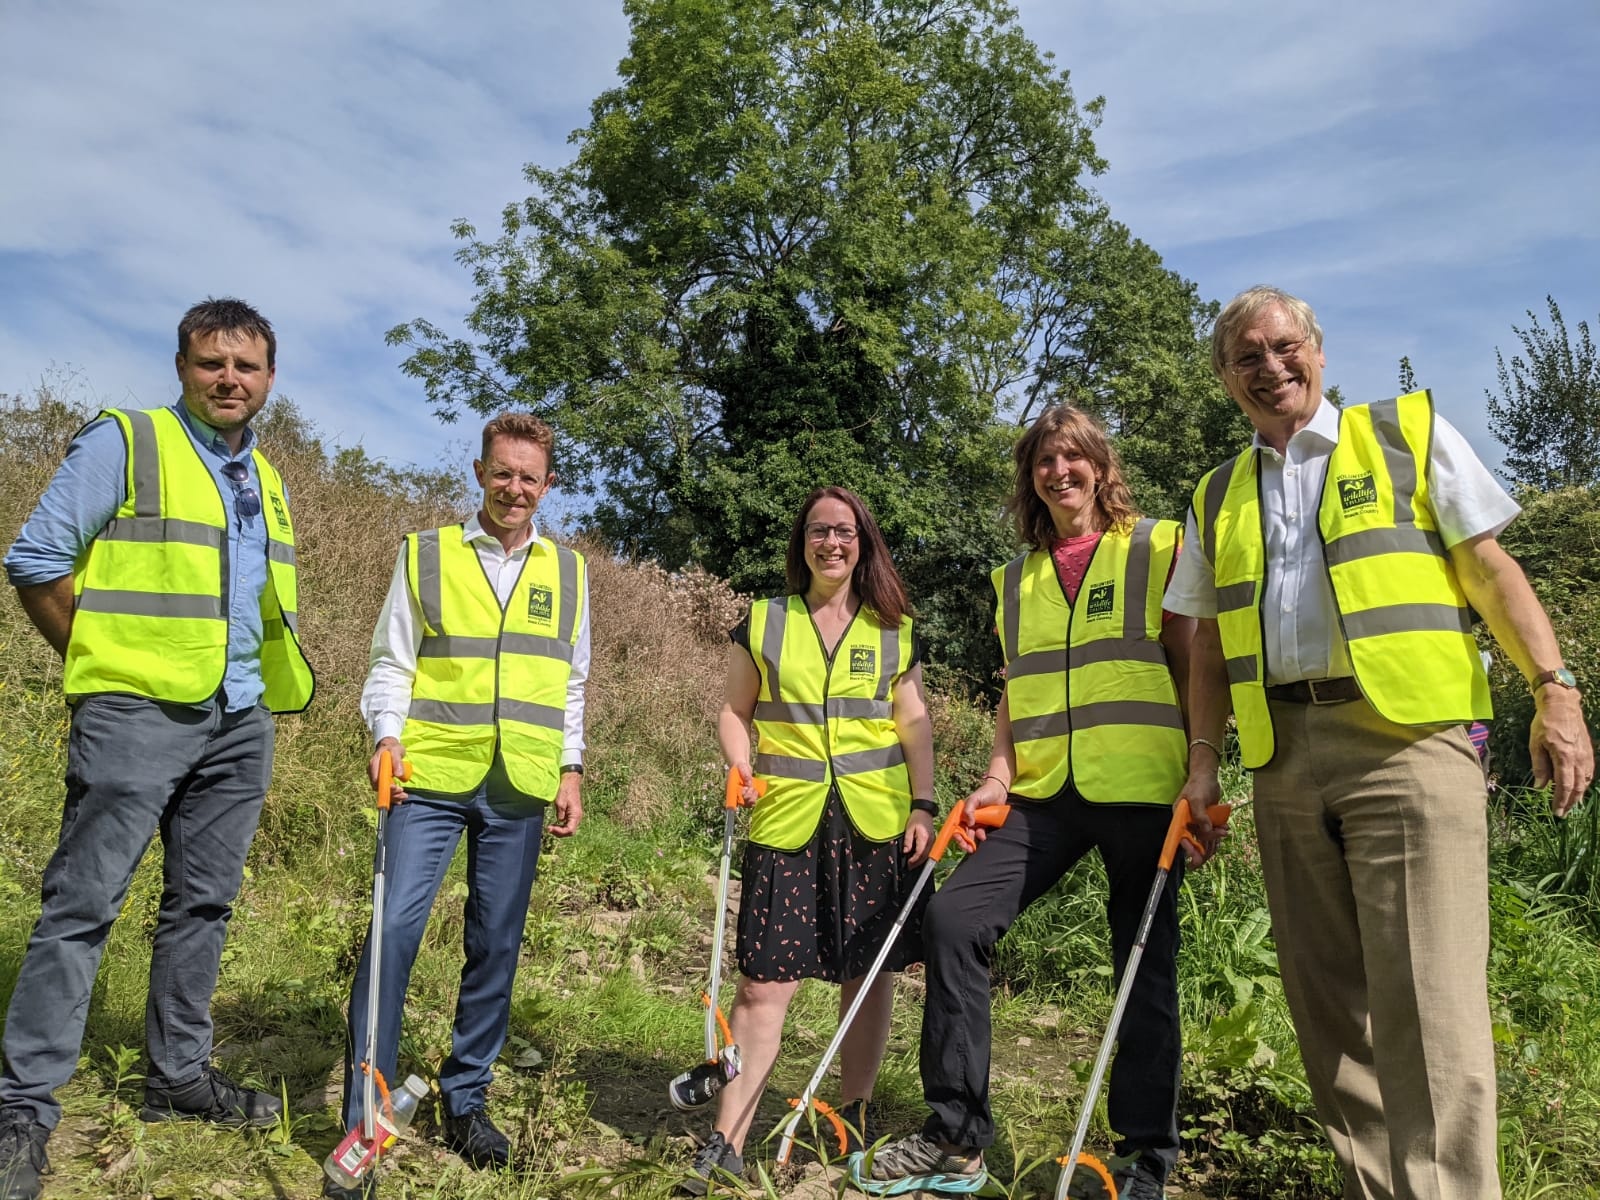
1163, 398, 1519, 685
361, 515, 590, 767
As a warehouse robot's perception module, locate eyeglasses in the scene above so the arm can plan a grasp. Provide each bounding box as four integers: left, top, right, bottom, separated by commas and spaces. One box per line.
1225, 338, 1308, 376
804, 522, 859, 544
219, 460, 262, 522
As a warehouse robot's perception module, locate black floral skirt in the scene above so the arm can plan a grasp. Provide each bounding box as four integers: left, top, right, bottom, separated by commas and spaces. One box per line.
736, 789, 927, 983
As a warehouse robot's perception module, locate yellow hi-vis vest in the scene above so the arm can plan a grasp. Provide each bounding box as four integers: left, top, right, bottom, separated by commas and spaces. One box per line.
64, 407, 313, 713
399, 526, 584, 799
747, 595, 914, 851
994, 518, 1186, 805
1195, 390, 1492, 768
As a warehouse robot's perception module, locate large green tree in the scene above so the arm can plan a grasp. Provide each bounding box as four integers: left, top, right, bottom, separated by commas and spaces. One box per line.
1486, 297, 1600, 490
391, 0, 1241, 691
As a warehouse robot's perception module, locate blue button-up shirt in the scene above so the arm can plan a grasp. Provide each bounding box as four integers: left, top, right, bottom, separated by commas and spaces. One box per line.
4, 401, 272, 712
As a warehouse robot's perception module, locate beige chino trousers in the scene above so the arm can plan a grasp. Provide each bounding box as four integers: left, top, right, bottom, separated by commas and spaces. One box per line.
1254, 697, 1499, 1200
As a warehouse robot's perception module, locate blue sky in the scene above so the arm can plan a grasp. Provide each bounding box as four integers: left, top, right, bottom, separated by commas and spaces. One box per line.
3, 0, 1597, 507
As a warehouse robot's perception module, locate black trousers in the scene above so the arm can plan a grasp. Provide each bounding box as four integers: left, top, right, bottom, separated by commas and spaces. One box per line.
918, 789, 1182, 1172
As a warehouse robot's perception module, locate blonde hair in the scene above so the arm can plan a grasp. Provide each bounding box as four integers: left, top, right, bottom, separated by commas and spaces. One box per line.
1211, 286, 1323, 378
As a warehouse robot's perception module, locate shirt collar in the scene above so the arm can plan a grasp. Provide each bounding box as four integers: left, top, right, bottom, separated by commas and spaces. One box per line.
1251, 396, 1339, 457
172, 399, 256, 459
462, 513, 543, 552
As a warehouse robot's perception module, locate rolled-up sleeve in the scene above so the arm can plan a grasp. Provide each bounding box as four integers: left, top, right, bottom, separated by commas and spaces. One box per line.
4, 417, 126, 586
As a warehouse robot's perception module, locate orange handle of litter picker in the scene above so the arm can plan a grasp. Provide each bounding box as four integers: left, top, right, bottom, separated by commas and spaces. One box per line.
375, 750, 413, 814
725, 766, 769, 810
787, 1096, 849, 1158
931, 803, 1010, 861
1159, 799, 1232, 871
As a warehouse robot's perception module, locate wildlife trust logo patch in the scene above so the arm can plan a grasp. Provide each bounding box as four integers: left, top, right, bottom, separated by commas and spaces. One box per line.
1338, 473, 1378, 514
527, 584, 554, 623
268, 492, 292, 535
1085, 581, 1115, 620
849, 646, 876, 678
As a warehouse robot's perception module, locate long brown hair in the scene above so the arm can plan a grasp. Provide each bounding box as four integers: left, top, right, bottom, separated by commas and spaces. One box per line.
784, 487, 911, 628
1006, 406, 1140, 549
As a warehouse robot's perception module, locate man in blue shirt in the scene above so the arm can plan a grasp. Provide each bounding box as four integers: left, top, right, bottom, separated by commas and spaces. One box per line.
0, 299, 314, 1200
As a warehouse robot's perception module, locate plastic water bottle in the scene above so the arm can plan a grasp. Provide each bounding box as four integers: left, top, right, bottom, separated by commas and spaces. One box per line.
323, 1074, 430, 1187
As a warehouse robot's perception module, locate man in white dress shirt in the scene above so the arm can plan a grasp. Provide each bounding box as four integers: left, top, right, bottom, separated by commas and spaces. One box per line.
329, 412, 589, 1197
1167, 286, 1592, 1200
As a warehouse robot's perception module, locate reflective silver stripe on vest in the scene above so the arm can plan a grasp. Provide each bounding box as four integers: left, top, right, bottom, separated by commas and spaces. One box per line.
754, 752, 829, 783
123, 409, 163, 519
1123, 518, 1156, 640
282, 609, 299, 636
419, 635, 500, 660
99, 516, 224, 548
1070, 639, 1167, 669
1216, 581, 1257, 612
1011, 710, 1070, 743
1367, 398, 1416, 525
414, 529, 443, 631
408, 699, 495, 726
555, 544, 580, 644
1323, 526, 1446, 567
501, 632, 577, 663
500, 699, 565, 730
1198, 454, 1241, 566
1007, 648, 1069, 678
833, 743, 906, 776
75, 588, 222, 620
829, 697, 893, 720
1001, 554, 1027, 664
1226, 655, 1258, 684
267, 539, 296, 565
1342, 603, 1471, 641
761, 597, 788, 699
874, 623, 900, 701
1070, 699, 1186, 731
754, 700, 826, 725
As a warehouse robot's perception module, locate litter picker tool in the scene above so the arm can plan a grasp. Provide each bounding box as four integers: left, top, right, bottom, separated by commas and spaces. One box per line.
1052, 799, 1232, 1200
775, 801, 1013, 1166
361, 748, 412, 1143
668, 766, 768, 1110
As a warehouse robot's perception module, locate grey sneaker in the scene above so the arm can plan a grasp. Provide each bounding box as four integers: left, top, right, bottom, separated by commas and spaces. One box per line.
849, 1130, 987, 1196
1112, 1157, 1168, 1199
678, 1130, 743, 1196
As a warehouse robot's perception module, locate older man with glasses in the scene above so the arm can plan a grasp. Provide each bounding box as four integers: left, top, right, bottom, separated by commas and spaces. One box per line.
1168, 285, 1592, 1200
0, 298, 313, 1200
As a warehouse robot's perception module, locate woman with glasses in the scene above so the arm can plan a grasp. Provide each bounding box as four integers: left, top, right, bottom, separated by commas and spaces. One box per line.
860, 407, 1200, 1200
680, 486, 936, 1195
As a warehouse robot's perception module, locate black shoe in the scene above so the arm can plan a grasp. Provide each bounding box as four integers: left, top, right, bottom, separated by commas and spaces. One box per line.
442, 1107, 511, 1170
0, 1110, 49, 1200
839, 1099, 871, 1157
322, 1174, 377, 1200
678, 1131, 743, 1196
1112, 1156, 1168, 1200
140, 1064, 283, 1128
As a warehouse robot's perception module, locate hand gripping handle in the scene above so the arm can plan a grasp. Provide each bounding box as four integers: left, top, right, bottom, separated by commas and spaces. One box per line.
1159, 799, 1232, 871
375, 749, 413, 813
933, 802, 1011, 861
725, 767, 769, 809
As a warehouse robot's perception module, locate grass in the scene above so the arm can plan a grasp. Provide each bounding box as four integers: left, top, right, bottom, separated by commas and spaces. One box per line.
1, 389, 1598, 1197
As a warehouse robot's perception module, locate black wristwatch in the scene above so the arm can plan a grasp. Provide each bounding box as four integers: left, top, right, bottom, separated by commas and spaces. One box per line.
560, 763, 584, 775
910, 798, 939, 816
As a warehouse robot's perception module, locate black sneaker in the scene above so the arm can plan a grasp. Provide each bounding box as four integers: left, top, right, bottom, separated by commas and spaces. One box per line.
0, 1111, 49, 1200
1112, 1156, 1168, 1200
678, 1130, 743, 1196
140, 1065, 282, 1128
442, 1107, 511, 1170
839, 1099, 871, 1157
321, 1173, 377, 1200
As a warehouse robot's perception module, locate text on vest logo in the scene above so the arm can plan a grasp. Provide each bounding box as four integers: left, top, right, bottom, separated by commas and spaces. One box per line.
527, 585, 554, 622
849, 647, 876, 678
1085, 581, 1115, 620
269, 492, 292, 534
1337, 473, 1378, 514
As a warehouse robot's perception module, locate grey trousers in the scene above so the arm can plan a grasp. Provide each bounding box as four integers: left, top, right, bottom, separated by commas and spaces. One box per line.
0, 693, 273, 1128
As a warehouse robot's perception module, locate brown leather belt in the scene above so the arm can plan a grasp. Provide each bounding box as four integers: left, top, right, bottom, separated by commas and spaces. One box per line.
1264, 677, 1363, 705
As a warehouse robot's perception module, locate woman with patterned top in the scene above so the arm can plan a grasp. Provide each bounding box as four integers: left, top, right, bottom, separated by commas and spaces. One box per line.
680, 486, 936, 1195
